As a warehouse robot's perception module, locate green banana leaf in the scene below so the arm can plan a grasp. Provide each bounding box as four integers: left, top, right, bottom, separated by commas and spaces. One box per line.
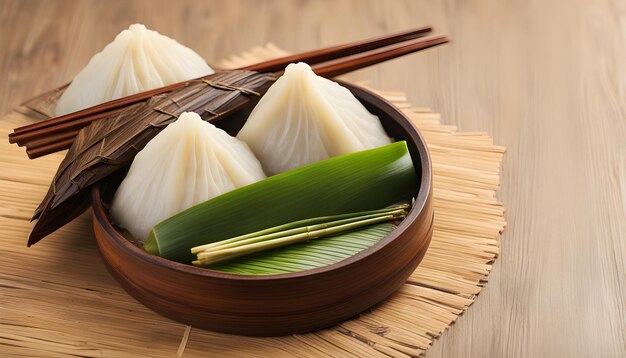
209, 222, 397, 275
145, 141, 419, 263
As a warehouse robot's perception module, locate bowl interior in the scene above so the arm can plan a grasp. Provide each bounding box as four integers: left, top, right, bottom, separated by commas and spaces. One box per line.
96, 81, 432, 280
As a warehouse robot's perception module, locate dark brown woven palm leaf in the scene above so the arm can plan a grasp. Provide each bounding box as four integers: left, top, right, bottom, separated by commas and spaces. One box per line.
28, 70, 276, 246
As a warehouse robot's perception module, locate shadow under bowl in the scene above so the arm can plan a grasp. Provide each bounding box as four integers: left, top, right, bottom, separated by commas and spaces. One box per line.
91, 82, 434, 337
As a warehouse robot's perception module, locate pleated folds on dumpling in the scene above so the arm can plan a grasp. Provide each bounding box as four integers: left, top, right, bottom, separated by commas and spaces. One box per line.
56, 24, 213, 115
237, 62, 391, 175
111, 112, 265, 241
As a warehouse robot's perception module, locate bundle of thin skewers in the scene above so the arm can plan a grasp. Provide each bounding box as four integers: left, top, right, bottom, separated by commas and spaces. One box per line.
8, 24, 448, 274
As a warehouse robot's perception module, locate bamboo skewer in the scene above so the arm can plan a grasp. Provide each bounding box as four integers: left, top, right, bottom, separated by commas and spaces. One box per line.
9, 31, 448, 158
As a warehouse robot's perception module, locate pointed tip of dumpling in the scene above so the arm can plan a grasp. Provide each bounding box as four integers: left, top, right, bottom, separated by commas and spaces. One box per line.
284, 62, 315, 77
128, 23, 148, 32
277, 62, 317, 90
115, 24, 148, 41
285, 62, 312, 71
166, 112, 213, 139
174, 112, 225, 135
177, 111, 203, 123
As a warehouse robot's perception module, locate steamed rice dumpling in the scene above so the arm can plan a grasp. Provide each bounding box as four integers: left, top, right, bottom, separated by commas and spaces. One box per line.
237, 62, 391, 175
111, 112, 266, 241
56, 24, 214, 115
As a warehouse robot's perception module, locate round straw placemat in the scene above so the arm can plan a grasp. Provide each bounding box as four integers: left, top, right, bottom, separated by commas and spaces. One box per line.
0, 45, 506, 357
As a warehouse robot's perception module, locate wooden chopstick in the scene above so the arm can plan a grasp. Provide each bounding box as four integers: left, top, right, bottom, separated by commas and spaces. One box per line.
241, 26, 432, 72
25, 34, 449, 159
15, 31, 449, 159
14, 108, 118, 146
10, 85, 178, 137
25, 129, 79, 150
313, 35, 448, 78
9, 26, 432, 143
27, 138, 74, 158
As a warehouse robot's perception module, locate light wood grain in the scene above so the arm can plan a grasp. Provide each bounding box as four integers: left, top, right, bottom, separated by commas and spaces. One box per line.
0, 0, 624, 357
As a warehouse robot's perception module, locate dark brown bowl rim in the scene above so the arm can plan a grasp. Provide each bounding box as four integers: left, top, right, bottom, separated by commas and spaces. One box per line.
91, 81, 432, 282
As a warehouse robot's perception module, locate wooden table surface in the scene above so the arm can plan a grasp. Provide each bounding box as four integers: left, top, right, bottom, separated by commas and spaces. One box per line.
1, 1, 624, 357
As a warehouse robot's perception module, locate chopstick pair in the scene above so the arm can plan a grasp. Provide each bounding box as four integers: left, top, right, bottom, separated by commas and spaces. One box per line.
15, 26, 436, 144
9, 27, 448, 159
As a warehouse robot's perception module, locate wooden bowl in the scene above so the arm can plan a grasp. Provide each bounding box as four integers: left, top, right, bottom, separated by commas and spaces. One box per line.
91, 82, 434, 337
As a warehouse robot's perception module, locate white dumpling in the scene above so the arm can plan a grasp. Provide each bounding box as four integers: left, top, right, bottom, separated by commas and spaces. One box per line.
237, 62, 391, 175
56, 24, 214, 116
111, 112, 266, 241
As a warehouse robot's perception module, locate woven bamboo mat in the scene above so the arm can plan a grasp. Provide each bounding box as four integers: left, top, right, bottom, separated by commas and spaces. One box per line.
0, 45, 506, 357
